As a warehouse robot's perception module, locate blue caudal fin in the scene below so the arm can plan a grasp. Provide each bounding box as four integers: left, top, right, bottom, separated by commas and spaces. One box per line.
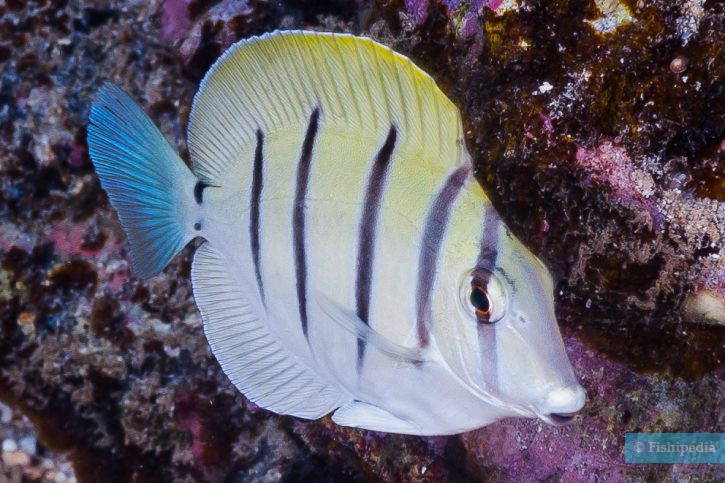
87, 83, 199, 279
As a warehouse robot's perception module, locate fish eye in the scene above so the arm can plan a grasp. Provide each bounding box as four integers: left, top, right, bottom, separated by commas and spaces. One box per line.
469, 283, 493, 322
461, 269, 507, 324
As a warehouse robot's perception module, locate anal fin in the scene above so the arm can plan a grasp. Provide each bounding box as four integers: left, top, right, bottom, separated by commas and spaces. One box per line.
192, 242, 347, 419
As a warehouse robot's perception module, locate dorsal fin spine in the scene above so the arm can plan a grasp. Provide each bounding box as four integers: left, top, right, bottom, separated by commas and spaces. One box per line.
330, 38, 362, 126
275, 34, 309, 121
316, 41, 346, 120
255, 43, 288, 129
351, 38, 377, 129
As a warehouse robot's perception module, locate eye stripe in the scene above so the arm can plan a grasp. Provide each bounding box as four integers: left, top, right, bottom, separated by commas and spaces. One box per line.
476, 204, 502, 392
477, 205, 501, 269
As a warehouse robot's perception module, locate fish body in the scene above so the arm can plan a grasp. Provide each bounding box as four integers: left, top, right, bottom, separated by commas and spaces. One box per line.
88, 31, 585, 435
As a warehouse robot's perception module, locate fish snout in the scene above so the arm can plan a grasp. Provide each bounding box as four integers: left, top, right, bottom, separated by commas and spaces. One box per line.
539, 384, 586, 425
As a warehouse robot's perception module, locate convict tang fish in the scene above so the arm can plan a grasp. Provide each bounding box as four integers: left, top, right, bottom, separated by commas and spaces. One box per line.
87, 30, 585, 435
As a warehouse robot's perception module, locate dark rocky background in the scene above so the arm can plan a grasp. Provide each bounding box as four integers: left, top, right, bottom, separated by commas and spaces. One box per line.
0, 0, 722, 481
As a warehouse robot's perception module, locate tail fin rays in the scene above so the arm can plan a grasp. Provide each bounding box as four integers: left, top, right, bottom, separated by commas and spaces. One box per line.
88, 83, 198, 279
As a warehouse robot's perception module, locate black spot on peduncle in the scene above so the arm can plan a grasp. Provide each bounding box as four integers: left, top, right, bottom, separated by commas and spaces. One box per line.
194, 181, 209, 205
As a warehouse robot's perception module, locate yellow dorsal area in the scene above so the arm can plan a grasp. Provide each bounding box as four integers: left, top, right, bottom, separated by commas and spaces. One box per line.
187, 30, 466, 185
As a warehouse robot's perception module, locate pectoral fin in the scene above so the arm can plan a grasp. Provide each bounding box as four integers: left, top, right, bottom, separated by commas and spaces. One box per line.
332, 401, 422, 434
315, 294, 427, 363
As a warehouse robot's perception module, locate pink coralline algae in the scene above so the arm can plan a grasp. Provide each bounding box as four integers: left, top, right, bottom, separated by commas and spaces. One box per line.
405, 0, 430, 25
575, 141, 664, 230
479, 0, 505, 11
460, 11, 483, 39
161, 0, 192, 42
442, 0, 505, 13
407, 0, 509, 28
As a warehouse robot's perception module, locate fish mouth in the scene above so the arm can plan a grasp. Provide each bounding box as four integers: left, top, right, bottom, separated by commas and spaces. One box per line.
547, 412, 578, 425
538, 384, 586, 425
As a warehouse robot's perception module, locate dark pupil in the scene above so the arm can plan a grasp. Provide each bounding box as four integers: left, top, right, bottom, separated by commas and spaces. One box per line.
470, 285, 490, 313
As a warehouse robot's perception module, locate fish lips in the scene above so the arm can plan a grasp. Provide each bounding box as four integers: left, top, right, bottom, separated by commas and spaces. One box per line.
536, 384, 587, 425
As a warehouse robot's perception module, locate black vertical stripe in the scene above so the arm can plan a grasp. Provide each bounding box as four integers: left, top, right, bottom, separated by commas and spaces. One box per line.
355, 125, 397, 367
250, 129, 265, 304
476, 205, 502, 392
415, 165, 471, 347
294, 108, 320, 338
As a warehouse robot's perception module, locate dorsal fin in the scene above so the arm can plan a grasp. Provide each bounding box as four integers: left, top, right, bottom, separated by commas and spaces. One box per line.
187, 30, 465, 185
